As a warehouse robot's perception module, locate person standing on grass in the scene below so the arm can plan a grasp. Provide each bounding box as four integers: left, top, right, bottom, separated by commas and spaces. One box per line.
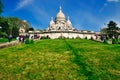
8, 35, 12, 42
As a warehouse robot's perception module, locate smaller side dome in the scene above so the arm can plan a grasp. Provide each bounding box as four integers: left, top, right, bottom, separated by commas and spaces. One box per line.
49, 17, 55, 25
67, 17, 72, 25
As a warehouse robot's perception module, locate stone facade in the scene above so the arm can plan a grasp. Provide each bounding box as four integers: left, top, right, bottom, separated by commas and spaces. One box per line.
47, 6, 73, 31
28, 6, 96, 39
29, 31, 96, 39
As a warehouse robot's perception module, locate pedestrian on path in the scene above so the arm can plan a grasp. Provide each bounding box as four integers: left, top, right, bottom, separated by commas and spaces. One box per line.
8, 35, 12, 42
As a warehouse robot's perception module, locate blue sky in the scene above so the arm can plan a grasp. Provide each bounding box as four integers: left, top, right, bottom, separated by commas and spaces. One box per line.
1, 0, 120, 31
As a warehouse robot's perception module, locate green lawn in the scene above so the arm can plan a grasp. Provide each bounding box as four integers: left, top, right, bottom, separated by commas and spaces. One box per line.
0, 39, 120, 80
0, 38, 16, 43
0, 38, 9, 43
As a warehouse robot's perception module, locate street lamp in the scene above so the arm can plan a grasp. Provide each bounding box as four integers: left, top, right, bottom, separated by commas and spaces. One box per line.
0, 26, 2, 29
0, 26, 2, 32
0, 26, 2, 37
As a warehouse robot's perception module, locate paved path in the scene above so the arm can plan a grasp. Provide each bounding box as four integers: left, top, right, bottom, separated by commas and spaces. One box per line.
0, 40, 19, 49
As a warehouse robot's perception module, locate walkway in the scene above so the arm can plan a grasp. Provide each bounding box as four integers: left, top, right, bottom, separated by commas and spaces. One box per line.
0, 40, 19, 49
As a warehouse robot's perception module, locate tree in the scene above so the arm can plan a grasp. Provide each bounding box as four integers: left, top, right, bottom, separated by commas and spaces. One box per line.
7, 17, 30, 37
12, 27, 19, 38
29, 27, 34, 31
0, 16, 9, 37
107, 21, 119, 38
100, 27, 107, 35
0, 0, 3, 14
0, 17, 30, 38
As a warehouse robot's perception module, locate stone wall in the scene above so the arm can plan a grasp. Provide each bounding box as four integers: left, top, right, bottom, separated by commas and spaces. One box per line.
29, 31, 96, 39
0, 41, 19, 49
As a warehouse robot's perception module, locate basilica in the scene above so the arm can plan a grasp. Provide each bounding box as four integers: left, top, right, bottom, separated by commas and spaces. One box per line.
47, 6, 73, 31
29, 6, 96, 39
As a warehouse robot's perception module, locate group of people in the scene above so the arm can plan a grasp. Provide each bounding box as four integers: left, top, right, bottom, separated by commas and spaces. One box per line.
16, 35, 25, 42
7, 34, 45, 43
7, 34, 30, 43
16, 35, 30, 43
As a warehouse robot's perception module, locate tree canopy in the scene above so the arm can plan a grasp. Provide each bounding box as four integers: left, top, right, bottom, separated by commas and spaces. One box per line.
0, 17, 30, 38
100, 27, 107, 35
107, 21, 119, 38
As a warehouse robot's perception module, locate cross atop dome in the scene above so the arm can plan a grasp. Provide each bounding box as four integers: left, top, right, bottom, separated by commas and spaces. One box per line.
51, 17, 53, 20
59, 6, 62, 12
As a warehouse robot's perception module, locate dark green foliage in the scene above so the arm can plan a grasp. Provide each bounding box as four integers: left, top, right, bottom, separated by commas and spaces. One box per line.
29, 27, 34, 31
100, 28, 107, 34
72, 37, 74, 39
58, 36, 66, 39
76, 36, 81, 39
107, 21, 119, 38
0, 31, 7, 38
46, 35, 50, 39
30, 39, 34, 44
90, 37, 94, 40
12, 27, 19, 38
103, 39, 108, 44
40, 36, 50, 39
40, 36, 45, 39
66, 37, 69, 39
0, 17, 9, 37
25, 38, 30, 44
85, 36, 87, 39
0, 17, 30, 38
0, 38, 8, 42
112, 38, 118, 44
25, 39, 34, 44
118, 38, 120, 44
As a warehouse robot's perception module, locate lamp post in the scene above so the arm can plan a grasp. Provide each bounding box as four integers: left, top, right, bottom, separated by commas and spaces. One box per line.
0, 26, 2, 29
0, 26, 2, 31
0, 26, 2, 37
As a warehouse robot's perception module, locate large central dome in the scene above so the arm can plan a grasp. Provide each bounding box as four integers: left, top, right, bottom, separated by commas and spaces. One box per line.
47, 6, 73, 31
56, 6, 66, 22
56, 6, 65, 18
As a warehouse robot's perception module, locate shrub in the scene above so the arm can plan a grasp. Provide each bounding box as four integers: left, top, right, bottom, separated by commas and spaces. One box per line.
103, 39, 108, 44
30, 39, 34, 44
112, 38, 118, 44
118, 38, 120, 44
85, 36, 87, 39
66, 37, 69, 39
25, 39, 34, 44
76, 36, 81, 39
46, 35, 50, 39
58, 36, 66, 39
25, 38, 30, 44
40, 36, 50, 39
72, 37, 74, 39
41, 36, 46, 39
90, 37, 94, 40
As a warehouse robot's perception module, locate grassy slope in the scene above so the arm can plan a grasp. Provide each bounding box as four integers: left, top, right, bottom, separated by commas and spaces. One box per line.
0, 39, 120, 80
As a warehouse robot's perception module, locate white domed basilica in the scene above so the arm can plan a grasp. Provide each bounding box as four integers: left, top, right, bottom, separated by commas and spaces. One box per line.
29, 6, 96, 39
47, 6, 73, 31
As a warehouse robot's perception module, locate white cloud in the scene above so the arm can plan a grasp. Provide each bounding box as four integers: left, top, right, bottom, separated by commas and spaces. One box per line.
99, 3, 108, 13
15, 0, 33, 10
107, 0, 119, 2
